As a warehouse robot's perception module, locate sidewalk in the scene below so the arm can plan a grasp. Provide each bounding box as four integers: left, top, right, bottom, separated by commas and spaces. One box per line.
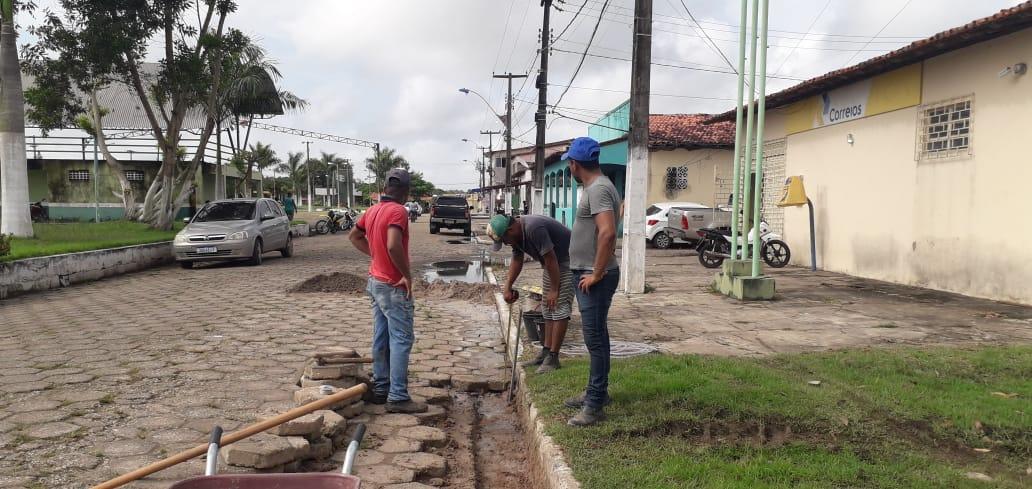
490, 247, 1032, 357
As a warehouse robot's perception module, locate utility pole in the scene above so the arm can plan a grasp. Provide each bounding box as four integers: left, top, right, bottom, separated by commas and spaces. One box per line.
480, 129, 501, 213
303, 141, 313, 212
493, 73, 526, 214
477, 146, 488, 190
533, 0, 553, 215
621, 0, 652, 294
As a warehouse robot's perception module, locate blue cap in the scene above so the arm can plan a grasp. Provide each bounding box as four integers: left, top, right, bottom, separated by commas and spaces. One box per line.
562, 137, 601, 164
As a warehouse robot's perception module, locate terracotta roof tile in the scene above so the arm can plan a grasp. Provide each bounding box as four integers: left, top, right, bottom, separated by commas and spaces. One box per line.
649, 114, 735, 150
709, 1, 1032, 122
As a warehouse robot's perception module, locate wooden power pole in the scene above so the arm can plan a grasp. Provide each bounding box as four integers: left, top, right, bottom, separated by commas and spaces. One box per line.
533, 0, 553, 215
622, 0, 652, 294
492, 73, 526, 214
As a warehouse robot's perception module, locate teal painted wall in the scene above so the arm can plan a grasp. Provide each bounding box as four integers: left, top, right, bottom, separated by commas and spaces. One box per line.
588, 101, 630, 143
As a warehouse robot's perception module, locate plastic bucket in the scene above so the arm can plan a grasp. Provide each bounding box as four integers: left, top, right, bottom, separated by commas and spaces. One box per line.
522, 311, 545, 342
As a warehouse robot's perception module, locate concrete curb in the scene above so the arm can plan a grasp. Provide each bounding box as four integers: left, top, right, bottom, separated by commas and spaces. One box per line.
0, 241, 173, 300
485, 266, 582, 489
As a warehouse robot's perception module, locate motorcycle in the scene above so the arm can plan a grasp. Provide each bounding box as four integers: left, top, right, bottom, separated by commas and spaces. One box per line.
315, 209, 356, 235
695, 221, 791, 269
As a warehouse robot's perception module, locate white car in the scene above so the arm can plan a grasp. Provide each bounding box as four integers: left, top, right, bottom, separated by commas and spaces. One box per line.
646, 201, 707, 249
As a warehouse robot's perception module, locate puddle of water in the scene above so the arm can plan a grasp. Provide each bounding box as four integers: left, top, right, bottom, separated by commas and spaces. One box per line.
424, 260, 489, 283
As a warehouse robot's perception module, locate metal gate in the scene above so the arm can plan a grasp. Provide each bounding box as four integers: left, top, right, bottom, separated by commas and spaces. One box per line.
712, 138, 787, 234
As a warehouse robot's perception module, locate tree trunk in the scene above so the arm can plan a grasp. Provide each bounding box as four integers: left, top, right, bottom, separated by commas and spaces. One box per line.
0, 14, 32, 237
89, 90, 139, 219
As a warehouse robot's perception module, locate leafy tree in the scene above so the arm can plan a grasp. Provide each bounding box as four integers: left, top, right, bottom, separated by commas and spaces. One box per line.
408, 171, 438, 201
24, 1, 238, 229
365, 146, 408, 190
276, 151, 305, 195
234, 141, 277, 196
0, 0, 34, 237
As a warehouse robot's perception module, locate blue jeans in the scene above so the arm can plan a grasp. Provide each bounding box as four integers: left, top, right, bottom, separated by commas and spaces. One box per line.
366, 277, 415, 402
572, 268, 620, 410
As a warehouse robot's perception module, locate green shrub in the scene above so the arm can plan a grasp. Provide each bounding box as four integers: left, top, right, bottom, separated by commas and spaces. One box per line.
0, 234, 11, 257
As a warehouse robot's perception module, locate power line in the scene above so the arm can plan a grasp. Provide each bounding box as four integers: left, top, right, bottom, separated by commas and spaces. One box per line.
674, 0, 737, 73
550, 47, 804, 81
553, 0, 589, 42
546, 83, 736, 100
843, 0, 914, 65
554, 0, 611, 108
772, 0, 832, 76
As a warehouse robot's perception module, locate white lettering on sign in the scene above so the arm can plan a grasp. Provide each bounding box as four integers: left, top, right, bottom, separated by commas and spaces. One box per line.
819, 80, 871, 127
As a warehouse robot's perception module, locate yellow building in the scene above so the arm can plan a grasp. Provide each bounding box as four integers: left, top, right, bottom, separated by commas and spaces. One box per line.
708, 2, 1032, 305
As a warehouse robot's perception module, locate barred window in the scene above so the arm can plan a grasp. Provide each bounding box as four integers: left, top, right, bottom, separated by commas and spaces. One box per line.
125, 170, 145, 182
665, 166, 689, 191
917, 96, 972, 161
68, 170, 91, 182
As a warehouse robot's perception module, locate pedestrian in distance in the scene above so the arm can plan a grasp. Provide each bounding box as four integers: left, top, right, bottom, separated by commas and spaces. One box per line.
564, 136, 620, 427
486, 213, 574, 374
348, 168, 427, 414
283, 192, 297, 222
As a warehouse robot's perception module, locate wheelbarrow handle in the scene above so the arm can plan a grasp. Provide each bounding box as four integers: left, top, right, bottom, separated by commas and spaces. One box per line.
204, 426, 223, 476
342, 423, 366, 476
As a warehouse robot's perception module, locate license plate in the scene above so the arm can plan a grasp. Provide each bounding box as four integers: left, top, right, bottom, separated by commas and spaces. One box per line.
196, 246, 218, 254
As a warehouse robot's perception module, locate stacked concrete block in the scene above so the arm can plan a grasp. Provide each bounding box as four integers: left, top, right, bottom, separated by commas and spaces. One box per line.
223, 350, 370, 472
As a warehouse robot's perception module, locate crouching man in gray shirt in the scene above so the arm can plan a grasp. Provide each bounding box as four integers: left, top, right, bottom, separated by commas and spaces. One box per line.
564, 136, 620, 427
486, 214, 574, 374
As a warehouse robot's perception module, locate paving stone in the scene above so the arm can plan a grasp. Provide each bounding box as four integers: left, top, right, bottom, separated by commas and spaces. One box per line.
221, 433, 305, 469
308, 436, 333, 460
299, 377, 357, 389
294, 386, 361, 410
100, 439, 157, 457
450, 374, 489, 392
413, 404, 447, 423
416, 372, 452, 387
6, 410, 68, 424
316, 409, 348, 438
377, 437, 422, 453
269, 412, 324, 437
378, 413, 419, 428
394, 452, 447, 477
313, 349, 359, 364
354, 464, 416, 485
410, 386, 451, 404
384, 483, 437, 489
25, 422, 79, 439
397, 426, 447, 447
305, 364, 361, 380
336, 400, 366, 418
350, 448, 386, 466
8, 399, 61, 413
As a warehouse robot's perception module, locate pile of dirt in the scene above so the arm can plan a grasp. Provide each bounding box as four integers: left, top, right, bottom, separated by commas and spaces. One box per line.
290, 272, 497, 304
289, 272, 368, 294
419, 279, 496, 304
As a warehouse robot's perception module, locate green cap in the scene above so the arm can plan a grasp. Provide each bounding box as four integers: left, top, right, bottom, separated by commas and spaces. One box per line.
486, 214, 512, 251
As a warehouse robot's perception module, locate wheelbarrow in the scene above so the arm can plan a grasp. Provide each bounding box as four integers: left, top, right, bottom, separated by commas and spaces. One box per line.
169, 423, 367, 489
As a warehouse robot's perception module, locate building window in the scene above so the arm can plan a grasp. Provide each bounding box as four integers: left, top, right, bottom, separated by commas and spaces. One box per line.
125, 170, 145, 182
495, 157, 507, 168
68, 169, 91, 182
917, 95, 972, 161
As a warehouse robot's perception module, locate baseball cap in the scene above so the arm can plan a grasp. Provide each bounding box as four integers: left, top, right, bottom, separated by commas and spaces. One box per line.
386, 168, 411, 186
562, 137, 601, 164
485, 214, 512, 251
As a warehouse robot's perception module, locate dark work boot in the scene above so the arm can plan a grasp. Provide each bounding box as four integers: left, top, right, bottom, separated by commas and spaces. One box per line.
568, 406, 606, 427
563, 391, 612, 409
363, 389, 387, 405
522, 347, 550, 367
535, 353, 561, 374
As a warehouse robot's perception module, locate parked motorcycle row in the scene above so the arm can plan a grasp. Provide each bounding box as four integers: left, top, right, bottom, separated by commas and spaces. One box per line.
313, 208, 358, 235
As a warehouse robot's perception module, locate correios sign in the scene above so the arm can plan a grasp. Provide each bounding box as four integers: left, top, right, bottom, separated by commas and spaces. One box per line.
820, 79, 871, 126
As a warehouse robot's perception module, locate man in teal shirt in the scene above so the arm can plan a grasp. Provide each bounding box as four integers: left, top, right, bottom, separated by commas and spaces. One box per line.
283, 192, 297, 221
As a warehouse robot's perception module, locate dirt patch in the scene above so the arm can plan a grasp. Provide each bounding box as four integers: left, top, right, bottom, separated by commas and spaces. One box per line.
420, 280, 496, 304
288, 271, 368, 294
289, 272, 497, 304
614, 418, 831, 448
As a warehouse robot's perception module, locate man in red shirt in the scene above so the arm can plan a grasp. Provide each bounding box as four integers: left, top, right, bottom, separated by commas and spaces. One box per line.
349, 169, 426, 414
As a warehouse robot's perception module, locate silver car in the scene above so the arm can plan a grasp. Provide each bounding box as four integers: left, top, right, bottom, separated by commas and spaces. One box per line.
173, 198, 293, 268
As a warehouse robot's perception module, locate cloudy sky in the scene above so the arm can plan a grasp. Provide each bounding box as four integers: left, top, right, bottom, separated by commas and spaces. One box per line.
28, 0, 1026, 190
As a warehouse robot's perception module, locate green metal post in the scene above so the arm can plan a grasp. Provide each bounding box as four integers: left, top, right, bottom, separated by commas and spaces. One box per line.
740, 0, 760, 260
750, 0, 771, 277
728, 0, 749, 261
93, 138, 99, 223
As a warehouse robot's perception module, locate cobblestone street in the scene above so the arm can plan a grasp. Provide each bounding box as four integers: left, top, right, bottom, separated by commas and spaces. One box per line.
0, 217, 521, 489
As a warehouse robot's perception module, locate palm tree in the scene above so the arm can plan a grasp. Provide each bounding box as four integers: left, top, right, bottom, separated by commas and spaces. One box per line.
365, 147, 409, 191
319, 151, 349, 206
276, 151, 305, 195
235, 141, 278, 197
0, 0, 32, 237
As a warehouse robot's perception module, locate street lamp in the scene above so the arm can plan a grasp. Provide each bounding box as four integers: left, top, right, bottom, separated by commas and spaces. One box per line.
458, 88, 506, 125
